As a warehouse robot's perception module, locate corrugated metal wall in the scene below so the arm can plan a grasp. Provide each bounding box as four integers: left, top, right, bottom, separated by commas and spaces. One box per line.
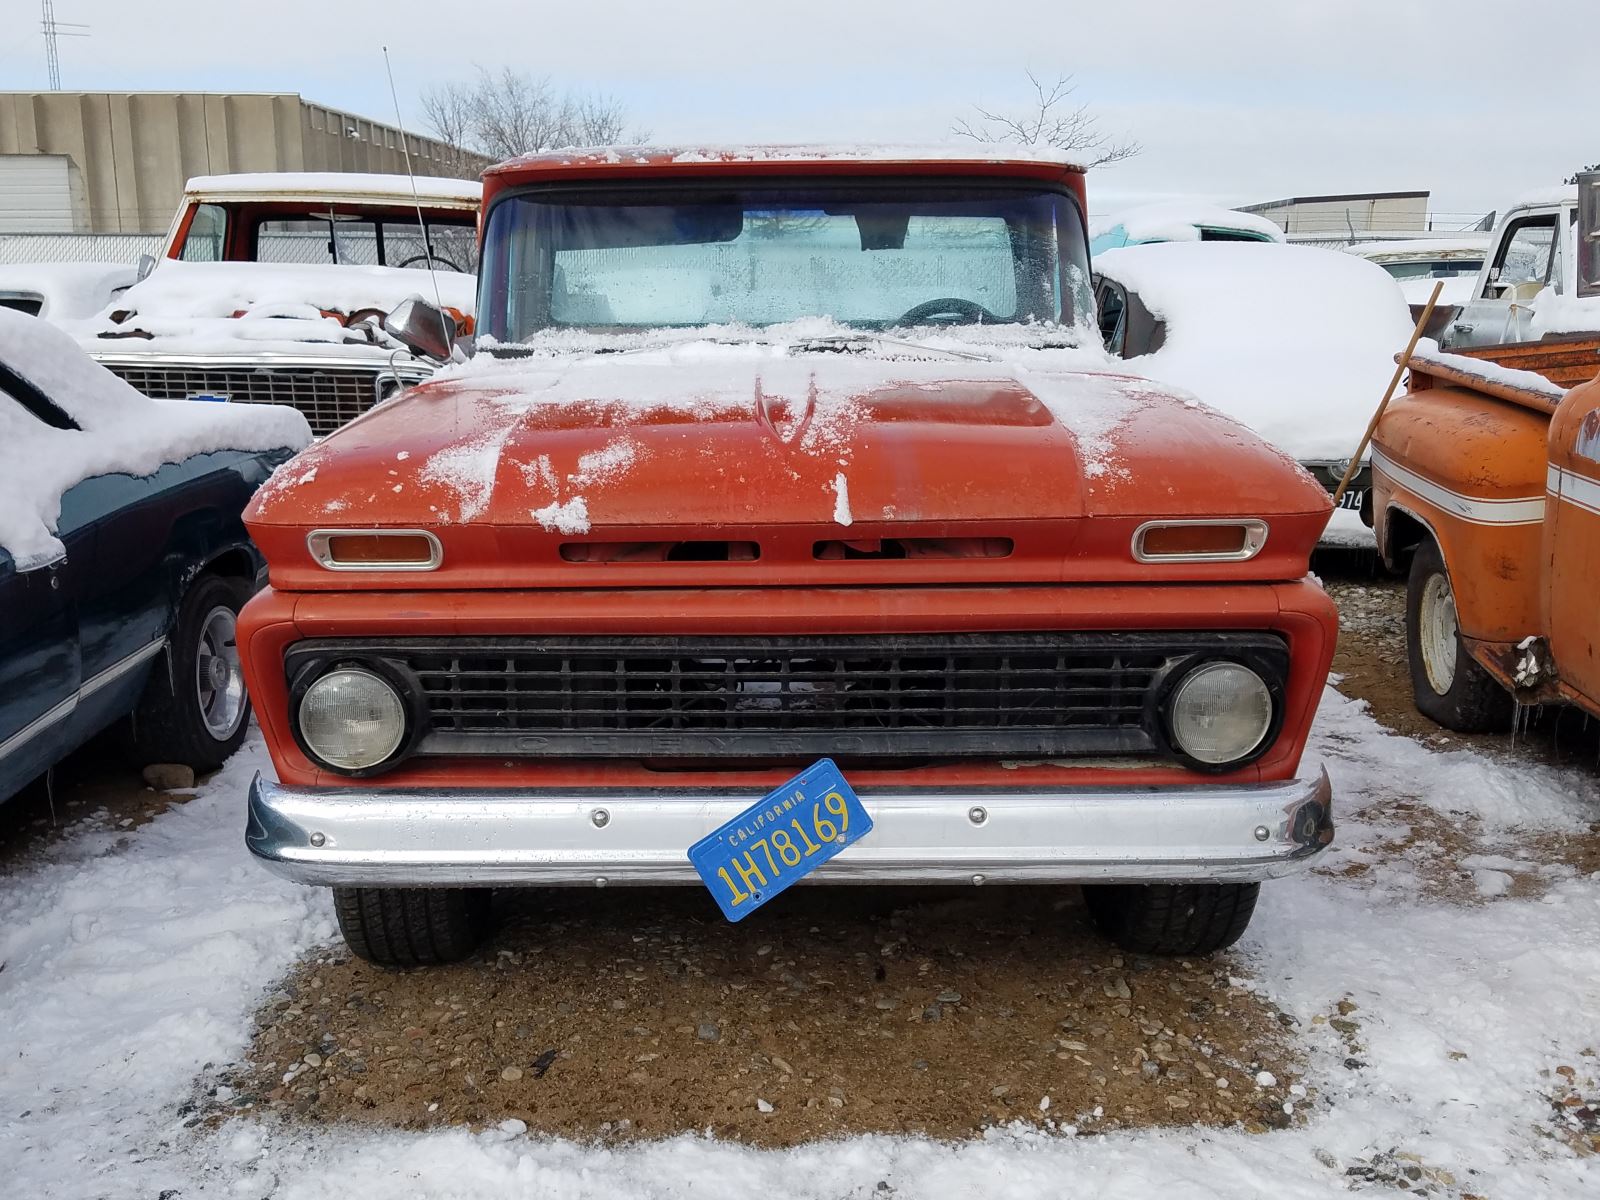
0, 92, 490, 235
0, 154, 81, 233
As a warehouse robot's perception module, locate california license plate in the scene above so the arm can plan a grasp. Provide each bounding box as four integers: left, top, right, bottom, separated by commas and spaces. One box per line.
688, 759, 872, 921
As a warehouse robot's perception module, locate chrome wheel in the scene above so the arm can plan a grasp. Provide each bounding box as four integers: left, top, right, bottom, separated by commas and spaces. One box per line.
195, 605, 247, 740
1419, 571, 1459, 695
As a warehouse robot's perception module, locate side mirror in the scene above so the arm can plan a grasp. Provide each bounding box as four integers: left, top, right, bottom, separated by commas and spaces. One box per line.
382, 296, 455, 362
136, 254, 157, 282
1578, 171, 1600, 299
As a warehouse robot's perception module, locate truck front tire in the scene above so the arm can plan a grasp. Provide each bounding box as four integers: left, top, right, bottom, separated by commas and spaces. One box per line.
333, 887, 490, 967
1082, 882, 1259, 955
1406, 538, 1512, 733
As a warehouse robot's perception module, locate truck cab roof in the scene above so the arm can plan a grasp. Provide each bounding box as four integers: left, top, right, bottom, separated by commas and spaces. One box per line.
181, 172, 482, 209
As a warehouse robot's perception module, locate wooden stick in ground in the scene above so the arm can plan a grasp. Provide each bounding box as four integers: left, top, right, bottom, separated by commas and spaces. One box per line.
1330, 279, 1446, 510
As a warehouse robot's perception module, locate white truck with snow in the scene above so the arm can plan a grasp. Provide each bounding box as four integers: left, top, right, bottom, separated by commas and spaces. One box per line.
1443, 183, 1597, 349
70, 173, 481, 437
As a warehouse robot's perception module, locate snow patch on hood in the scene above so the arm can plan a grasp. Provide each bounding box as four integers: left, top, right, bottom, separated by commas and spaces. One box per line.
62, 260, 477, 357
531, 495, 591, 534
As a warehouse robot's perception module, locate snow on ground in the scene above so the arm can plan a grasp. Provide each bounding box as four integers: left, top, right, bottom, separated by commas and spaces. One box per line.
4, 689, 1599, 1198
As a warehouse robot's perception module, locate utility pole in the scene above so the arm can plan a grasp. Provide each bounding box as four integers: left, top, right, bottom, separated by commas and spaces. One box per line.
41, 0, 60, 89
40, 1, 90, 90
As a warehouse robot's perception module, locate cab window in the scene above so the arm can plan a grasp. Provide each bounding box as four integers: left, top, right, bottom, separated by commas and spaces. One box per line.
1487, 215, 1557, 297
178, 204, 228, 262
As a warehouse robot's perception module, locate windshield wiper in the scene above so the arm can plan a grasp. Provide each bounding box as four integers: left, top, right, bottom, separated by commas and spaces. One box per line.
790, 333, 997, 362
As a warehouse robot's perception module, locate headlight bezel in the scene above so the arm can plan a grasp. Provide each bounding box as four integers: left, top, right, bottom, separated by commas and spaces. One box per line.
1154, 653, 1285, 773
288, 656, 427, 776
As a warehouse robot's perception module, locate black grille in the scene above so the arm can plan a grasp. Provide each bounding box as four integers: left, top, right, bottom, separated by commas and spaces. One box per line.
102, 363, 390, 436
287, 633, 1288, 762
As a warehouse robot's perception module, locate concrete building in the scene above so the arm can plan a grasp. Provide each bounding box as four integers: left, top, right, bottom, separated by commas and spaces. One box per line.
1239, 190, 1431, 243
0, 92, 491, 236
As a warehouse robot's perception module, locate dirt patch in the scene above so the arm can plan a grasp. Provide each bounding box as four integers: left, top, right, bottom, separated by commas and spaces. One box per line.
1538, 1056, 1600, 1157
0, 729, 197, 869
214, 887, 1310, 1147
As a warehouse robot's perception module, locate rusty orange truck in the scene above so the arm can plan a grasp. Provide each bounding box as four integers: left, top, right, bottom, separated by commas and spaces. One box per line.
236, 146, 1340, 966
1371, 174, 1600, 731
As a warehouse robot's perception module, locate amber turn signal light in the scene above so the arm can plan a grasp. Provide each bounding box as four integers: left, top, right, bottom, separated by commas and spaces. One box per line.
306, 529, 443, 571
1132, 520, 1268, 563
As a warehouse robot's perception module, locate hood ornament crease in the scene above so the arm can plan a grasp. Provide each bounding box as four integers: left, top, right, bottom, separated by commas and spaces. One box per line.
754, 374, 818, 447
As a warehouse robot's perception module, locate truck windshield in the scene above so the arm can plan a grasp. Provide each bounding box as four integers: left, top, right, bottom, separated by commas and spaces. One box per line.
479, 182, 1091, 342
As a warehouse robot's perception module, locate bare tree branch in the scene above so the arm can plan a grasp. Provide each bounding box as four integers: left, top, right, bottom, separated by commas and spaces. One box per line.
419, 68, 649, 166
954, 71, 1139, 168
417, 81, 478, 177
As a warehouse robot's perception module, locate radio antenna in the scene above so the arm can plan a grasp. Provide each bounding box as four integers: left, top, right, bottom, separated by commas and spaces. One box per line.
382, 45, 455, 356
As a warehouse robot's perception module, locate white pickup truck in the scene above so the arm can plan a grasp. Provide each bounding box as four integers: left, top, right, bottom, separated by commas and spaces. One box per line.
72, 172, 481, 436
1443, 179, 1600, 348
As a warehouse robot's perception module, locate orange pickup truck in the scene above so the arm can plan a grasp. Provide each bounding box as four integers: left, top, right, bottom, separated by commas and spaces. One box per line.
1374, 338, 1600, 729
237, 146, 1337, 967
1371, 173, 1600, 733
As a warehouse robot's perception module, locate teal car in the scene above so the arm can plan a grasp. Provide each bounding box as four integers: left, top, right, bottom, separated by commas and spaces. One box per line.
0, 309, 308, 805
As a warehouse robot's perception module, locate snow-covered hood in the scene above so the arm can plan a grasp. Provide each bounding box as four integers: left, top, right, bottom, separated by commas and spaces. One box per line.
0, 308, 311, 571
1095, 242, 1416, 461
65, 260, 477, 358
246, 326, 1332, 589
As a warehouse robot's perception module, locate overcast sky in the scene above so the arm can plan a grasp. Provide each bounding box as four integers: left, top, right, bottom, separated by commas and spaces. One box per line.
5, 0, 1590, 221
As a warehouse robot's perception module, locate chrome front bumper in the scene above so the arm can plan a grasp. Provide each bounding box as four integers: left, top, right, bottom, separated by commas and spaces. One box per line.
246, 765, 1333, 889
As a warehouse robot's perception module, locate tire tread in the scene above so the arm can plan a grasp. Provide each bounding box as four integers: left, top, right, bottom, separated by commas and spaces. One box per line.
333, 887, 489, 967
1083, 882, 1259, 956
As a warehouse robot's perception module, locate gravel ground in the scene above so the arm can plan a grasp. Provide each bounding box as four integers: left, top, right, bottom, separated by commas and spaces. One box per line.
209, 886, 1311, 1147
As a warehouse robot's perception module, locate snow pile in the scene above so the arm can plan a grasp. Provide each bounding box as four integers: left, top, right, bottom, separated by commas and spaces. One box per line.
0, 735, 331, 1199
1410, 337, 1571, 402
60, 260, 477, 358
1089, 203, 1285, 251
0, 308, 310, 569
0, 261, 138, 321
84, 259, 477, 323
1529, 287, 1600, 338
1094, 242, 1416, 460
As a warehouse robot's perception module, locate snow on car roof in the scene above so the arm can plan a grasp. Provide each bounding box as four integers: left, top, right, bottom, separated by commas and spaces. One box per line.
1094, 242, 1415, 461
488, 143, 1087, 175
184, 172, 482, 205
1345, 238, 1488, 260
0, 307, 310, 570
1506, 184, 1579, 211
1088, 202, 1285, 245
0, 261, 138, 321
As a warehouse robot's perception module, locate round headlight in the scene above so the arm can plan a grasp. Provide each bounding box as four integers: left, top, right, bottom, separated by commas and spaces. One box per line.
1167, 661, 1274, 766
298, 667, 407, 770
